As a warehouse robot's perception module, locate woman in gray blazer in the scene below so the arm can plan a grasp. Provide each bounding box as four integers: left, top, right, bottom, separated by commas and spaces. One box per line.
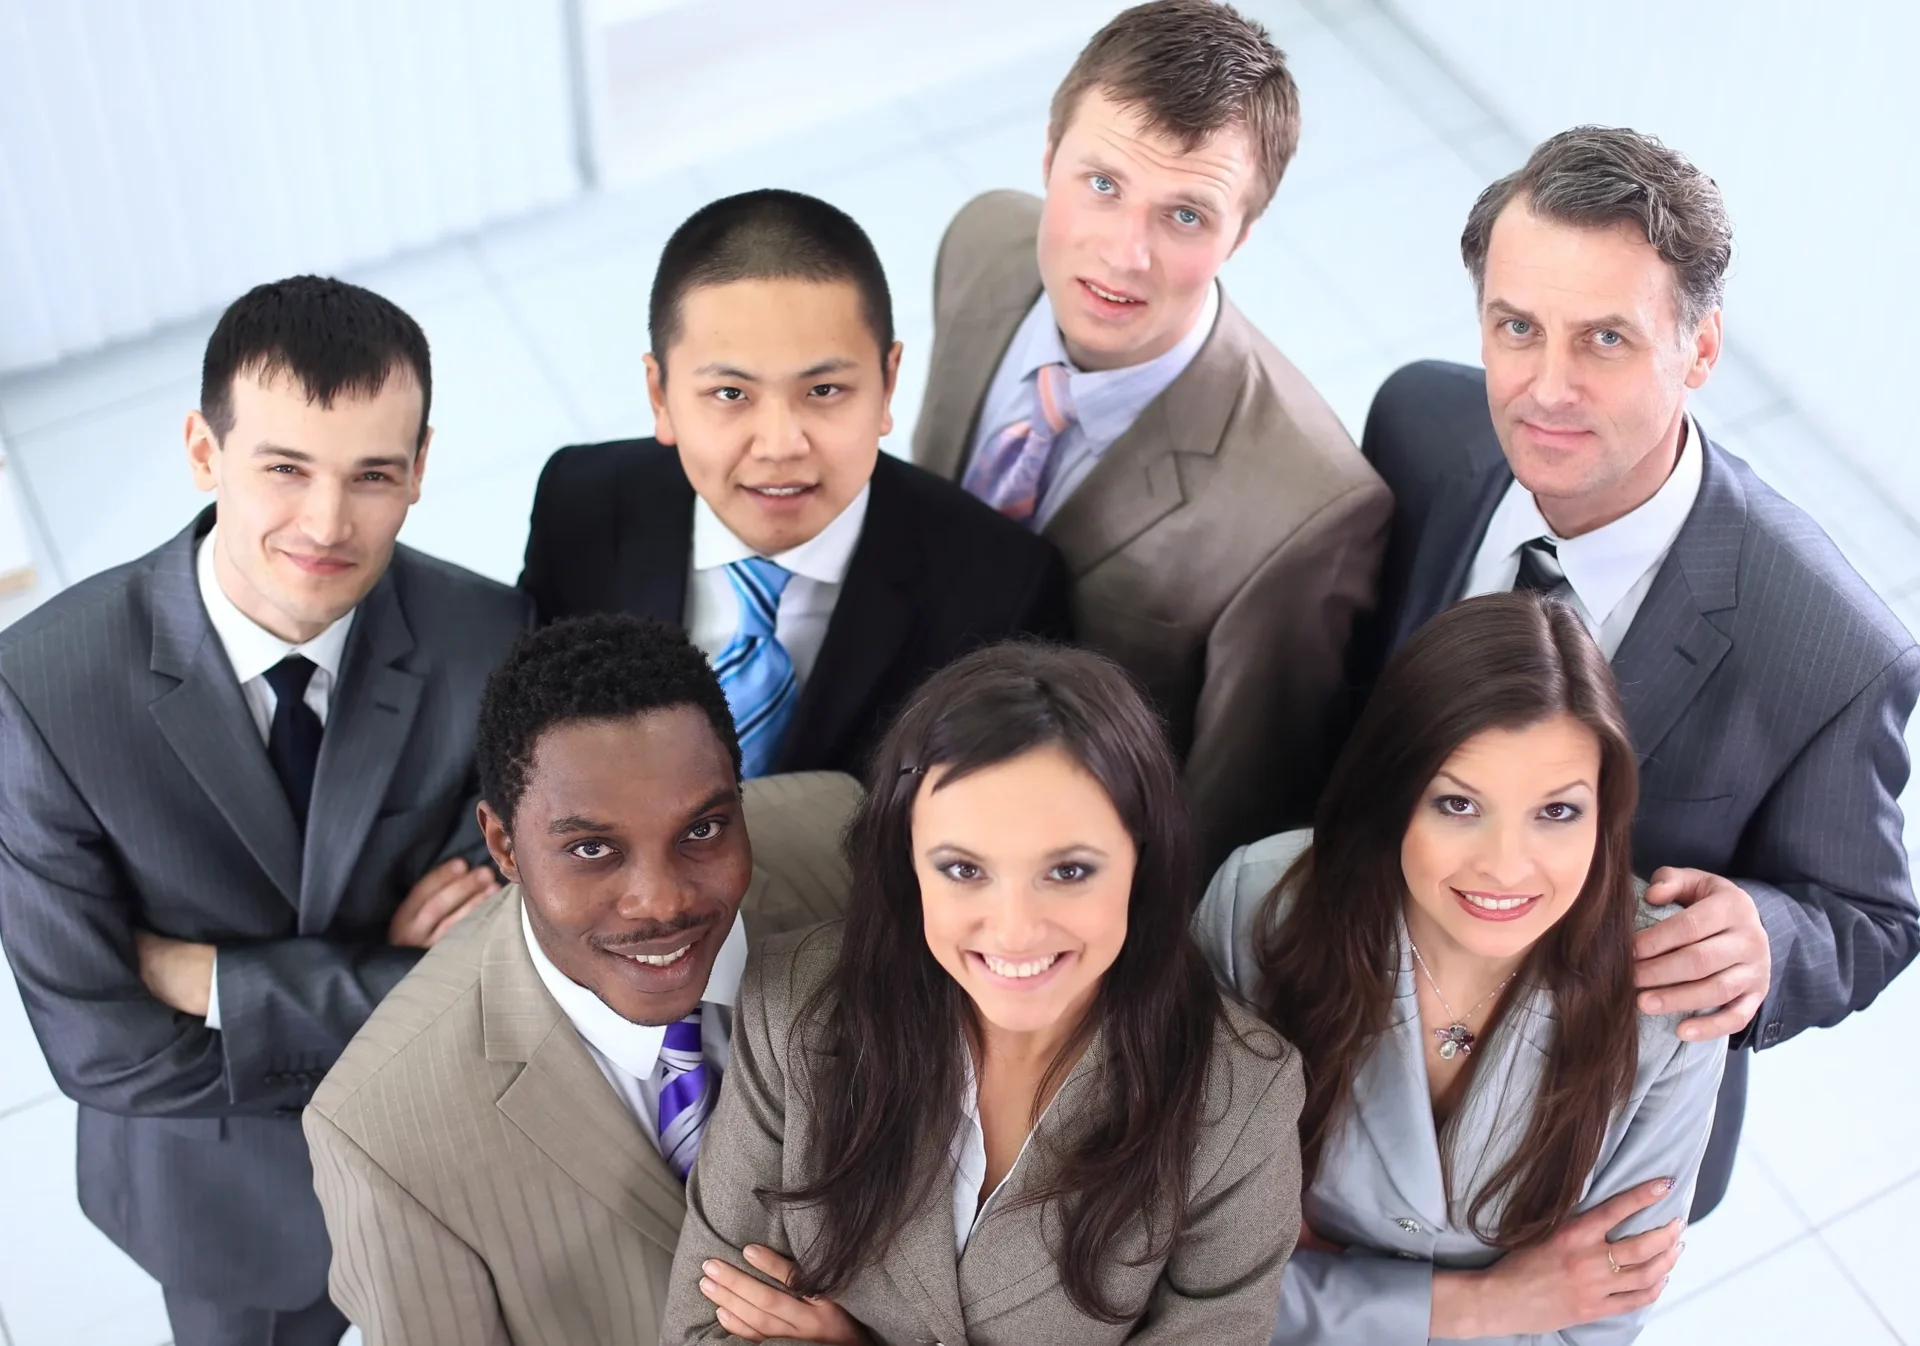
662, 643, 1306, 1345
1196, 593, 1725, 1345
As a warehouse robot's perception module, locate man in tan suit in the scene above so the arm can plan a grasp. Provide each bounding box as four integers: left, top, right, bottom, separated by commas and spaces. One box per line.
304, 614, 858, 1345
913, 0, 1390, 866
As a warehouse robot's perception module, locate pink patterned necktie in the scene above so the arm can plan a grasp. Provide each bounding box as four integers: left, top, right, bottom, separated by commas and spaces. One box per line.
963, 362, 1075, 525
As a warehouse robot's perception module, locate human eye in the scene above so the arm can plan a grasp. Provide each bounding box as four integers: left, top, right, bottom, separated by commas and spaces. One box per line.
684, 817, 727, 842
712, 386, 746, 403
1432, 794, 1478, 818
1088, 173, 1117, 196
808, 383, 843, 399
1539, 801, 1584, 823
569, 839, 617, 861
1048, 861, 1095, 883
1593, 328, 1624, 348
1172, 206, 1203, 228
938, 860, 985, 883
1500, 317, 1533, 338
359, 470, 393, 483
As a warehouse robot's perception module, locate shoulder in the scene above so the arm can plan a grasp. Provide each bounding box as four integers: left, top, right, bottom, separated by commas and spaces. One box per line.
0, 538, 167, 679
870, 452, 1059, 568
1360, 359, 1502, 491
1196, 998, 1306, 1162
1195, 830, 1311, 999
530, 437, 681, 523
744, 919, 846, 1032
940, 190, 1042, 271
309, 892, 503, 1129
386, 545, 531, 646
740, 772, 859, 932
1628, 895, 1725, 1078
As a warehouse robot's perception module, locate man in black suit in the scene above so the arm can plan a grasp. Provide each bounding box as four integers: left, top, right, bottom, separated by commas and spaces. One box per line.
520, 189, 1072, 778
0, 277, 530, 1345
1355, 128, 1919, 1220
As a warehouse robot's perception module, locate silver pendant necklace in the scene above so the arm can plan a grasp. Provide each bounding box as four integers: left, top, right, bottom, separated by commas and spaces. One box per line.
1409, 941, 1515, 1061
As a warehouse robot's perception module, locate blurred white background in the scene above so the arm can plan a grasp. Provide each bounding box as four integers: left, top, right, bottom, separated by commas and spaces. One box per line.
0, 2, 1915, 1343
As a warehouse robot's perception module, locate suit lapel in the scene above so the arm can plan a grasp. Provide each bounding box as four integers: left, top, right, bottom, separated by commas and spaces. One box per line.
612, 443, 696, 625
1612, 442, 1743, 764
1390, 460, 1512, 655
300, 569, 423, 933
918, 259, 1040, 482
775, 458, 915, 773
146, 513, 303, 906
875, 1128, 971, 1346
1347, 944, 1450, 1230
483, 892, 690, 1255
1444, 983, 1554, 1225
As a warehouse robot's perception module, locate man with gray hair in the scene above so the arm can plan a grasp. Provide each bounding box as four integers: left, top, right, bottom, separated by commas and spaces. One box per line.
1353, 125, 1919, 1219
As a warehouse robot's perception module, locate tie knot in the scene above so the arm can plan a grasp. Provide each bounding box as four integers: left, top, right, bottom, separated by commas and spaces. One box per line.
263, 654, 318, 704
662, 1011, 705, 1056
1035, 362, 1075, 434
1513, 536, 1568, 595
724, 557, 792, 639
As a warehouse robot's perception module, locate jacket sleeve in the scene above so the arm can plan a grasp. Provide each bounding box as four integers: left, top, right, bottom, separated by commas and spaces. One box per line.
305, 1107, 512, 1346
660, 953, 806, 1345
1131, 1050, 1304, 1345
1734, 643, 1920, 1047
1185, 479, 1390, 872
518, 446, 578, 624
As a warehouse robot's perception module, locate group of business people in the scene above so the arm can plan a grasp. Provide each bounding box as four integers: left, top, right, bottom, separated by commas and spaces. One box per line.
1, 1, 1915, 1344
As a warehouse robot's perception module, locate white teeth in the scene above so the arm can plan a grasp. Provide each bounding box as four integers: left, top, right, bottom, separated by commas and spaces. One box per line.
981, 952, 1061, 980
625, 943, 694, 967
754, 485, 807, 496
1085, 280, 1139, 304
1459, 892, 1533, 911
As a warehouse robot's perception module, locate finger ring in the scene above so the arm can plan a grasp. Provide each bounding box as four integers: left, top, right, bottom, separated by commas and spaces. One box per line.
1606, 1245, 1621, 1274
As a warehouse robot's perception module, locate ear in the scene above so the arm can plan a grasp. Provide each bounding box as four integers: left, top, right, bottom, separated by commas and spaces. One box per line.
409, 425, 435, 504
1041, 136, 1055, 189
185, 410, 221, 493
645, 353, 675, 445
1683, 308, 1724, 391
478, 800, 520, 885
878, 340, 904, 439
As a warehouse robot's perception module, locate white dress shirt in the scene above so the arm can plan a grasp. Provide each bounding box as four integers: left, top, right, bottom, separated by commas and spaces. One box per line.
964, 282, 1220, 529
195, 528, 356, 1029
521, 899, 748, 1151
948, 1044, 1067, 1253
682, 485, 870, 689
1462, 417, 1705, 658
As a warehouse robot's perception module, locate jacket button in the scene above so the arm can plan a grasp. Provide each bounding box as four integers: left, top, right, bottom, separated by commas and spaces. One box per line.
1395, 1217, 1422, 1233
1762, 1022, 1783, 1046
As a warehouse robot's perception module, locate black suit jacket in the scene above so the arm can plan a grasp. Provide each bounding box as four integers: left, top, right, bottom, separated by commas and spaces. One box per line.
0, 509, 531, 1307
520, 439, 1074, 777
1357, 361, 1920, 1049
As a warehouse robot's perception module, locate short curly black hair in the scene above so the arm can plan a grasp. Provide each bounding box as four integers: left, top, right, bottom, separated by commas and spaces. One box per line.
477, 614, 741, 830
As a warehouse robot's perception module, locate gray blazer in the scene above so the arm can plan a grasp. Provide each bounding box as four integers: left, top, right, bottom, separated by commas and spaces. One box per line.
661, 923, 1308, 1345
0, 508, 530, 1308
1195, 832, 1726, 1346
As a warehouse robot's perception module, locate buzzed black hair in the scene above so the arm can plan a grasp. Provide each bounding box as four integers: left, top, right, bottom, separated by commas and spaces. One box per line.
200, 274, 433, 449
477, 614, 742, 830
648, 188, 894, 376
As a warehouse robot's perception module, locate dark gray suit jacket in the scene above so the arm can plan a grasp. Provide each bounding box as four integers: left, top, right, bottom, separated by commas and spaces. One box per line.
1355, 361, 1920, 1048
0, 508, 530, 1309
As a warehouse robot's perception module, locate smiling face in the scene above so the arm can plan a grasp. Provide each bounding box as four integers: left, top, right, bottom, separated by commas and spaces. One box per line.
912, 744, 1135, 1041
646, 276, 901, 557
1037, 91, 1257, 372
1479, 201, 1721, 537
479, 706, 752, 1027
1399, 713, 1603, 968
186, 367, 429, 644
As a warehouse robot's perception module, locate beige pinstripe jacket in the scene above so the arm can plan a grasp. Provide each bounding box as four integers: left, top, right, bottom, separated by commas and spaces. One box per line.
304, 771, 862, 1346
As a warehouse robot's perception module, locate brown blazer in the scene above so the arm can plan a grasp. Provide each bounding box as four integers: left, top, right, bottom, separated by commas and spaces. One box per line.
661, 924, 1307, 1346
304, 771, 862, 1346
913, 190, 1392, 866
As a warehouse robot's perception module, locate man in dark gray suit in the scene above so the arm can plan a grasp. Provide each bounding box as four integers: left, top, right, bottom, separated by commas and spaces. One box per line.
1353, 127, 1920, 1220
0, 276, 531, 1345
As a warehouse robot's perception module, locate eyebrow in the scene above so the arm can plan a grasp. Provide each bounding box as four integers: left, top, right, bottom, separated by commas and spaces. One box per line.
692, 358, 860, 382
545, 786, 737, 838
1436, 769, 1594, 797
924, 842, 1113, 862
250, 441, 412, 472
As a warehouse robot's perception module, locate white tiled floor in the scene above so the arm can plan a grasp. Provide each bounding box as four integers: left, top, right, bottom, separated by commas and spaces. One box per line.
1, 3, 1916, 1343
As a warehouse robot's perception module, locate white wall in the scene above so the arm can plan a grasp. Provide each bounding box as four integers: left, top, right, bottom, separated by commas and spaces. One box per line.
0, 0, 584, 373
1388, 0, 1920, 517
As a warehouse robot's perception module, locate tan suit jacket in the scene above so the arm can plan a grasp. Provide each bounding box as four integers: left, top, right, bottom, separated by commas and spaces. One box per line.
304, 771, 862, 1346
913, 191, 1392, 866
661, 923, 1307, 1346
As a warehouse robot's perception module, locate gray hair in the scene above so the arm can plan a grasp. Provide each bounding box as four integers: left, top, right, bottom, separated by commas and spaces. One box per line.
1461, 126, 1733, 331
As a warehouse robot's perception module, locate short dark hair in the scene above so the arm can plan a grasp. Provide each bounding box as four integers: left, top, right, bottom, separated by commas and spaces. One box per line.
648, 189, 894, 375
476, 614, 741, 830
1461, 126, 1733, 330
1049, 0, 1300, 219
200, 275, 433, 450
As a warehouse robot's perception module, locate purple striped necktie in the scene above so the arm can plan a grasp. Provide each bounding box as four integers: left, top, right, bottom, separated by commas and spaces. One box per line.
962, 362, 1075, 526
654, 1011, 720, 1183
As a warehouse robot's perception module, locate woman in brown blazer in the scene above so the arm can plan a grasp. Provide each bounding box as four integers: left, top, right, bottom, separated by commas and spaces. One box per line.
662, 643, 1306, 1345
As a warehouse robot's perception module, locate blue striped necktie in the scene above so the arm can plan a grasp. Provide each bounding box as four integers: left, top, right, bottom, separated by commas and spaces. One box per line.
654, 1012, 719, 1182
714, 557, 797, 778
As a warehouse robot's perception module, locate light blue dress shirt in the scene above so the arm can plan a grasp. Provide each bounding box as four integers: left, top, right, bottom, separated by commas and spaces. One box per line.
963, 282, 1220, 528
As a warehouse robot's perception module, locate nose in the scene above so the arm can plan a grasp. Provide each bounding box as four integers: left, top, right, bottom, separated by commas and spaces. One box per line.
1473, 819, 1536, 891
613, 859, 695, 926
982, 882, 1050, 954
298, 478, 351, 548
1531, 338, 1580, 411
751, 398, 810, 463
1095, 202, 1152, 277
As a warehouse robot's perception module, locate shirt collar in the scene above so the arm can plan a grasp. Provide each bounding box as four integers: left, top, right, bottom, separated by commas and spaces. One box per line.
691, 482, 871, 585
1016, 281, 1220, 448
519, 895, 749, 1082
195, 526, 355, 685
1484, 416, 1704, 628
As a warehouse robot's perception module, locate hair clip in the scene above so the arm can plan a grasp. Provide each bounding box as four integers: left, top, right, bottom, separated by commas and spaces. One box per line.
898, 764, 927, 776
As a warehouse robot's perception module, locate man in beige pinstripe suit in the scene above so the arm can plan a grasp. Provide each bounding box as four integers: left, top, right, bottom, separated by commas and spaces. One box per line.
304, 615, 859, 1345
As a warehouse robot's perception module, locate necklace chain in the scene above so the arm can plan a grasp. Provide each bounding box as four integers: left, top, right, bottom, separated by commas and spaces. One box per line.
1409, 941, 1515, 1033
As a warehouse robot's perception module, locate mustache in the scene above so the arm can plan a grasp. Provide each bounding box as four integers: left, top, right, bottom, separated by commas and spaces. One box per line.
590, 910, 720, 950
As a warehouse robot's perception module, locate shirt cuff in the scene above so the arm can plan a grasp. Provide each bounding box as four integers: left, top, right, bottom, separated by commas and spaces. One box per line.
204, 951, 222, 1031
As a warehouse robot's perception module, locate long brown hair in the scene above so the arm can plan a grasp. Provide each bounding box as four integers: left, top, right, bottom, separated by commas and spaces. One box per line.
1255, 592, 1640, 1246
775, 642, 1225, 1322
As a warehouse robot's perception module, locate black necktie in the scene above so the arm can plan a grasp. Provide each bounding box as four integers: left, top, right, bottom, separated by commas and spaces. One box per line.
263, 656, 324, 829
1512, 537, 1569, 596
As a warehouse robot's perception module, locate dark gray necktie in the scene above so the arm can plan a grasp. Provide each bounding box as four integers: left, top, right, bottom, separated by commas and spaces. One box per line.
263, 655, 324, 829
1512, 537, 1569, 596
